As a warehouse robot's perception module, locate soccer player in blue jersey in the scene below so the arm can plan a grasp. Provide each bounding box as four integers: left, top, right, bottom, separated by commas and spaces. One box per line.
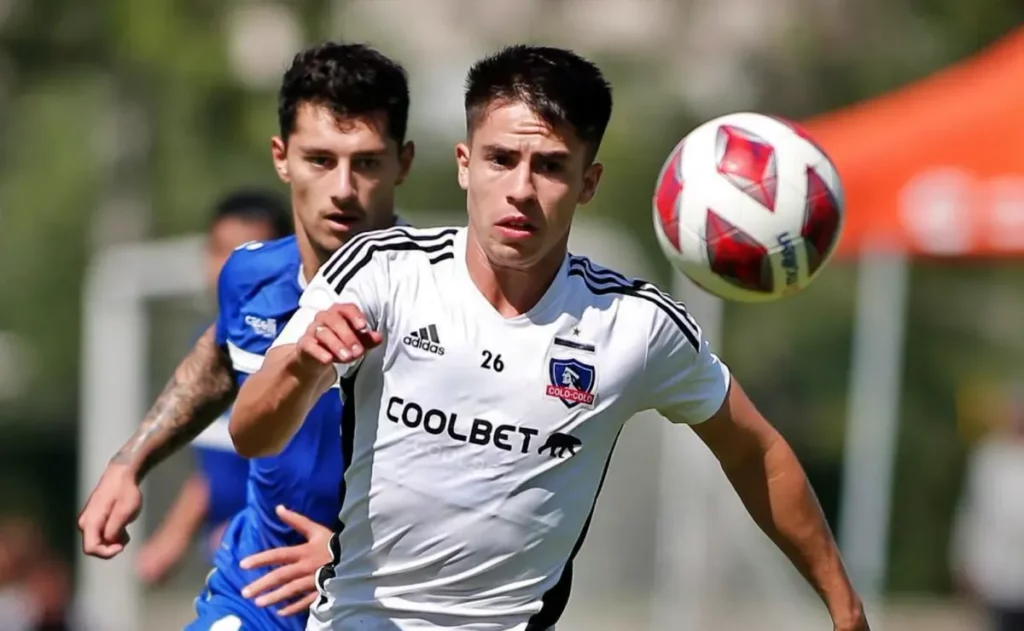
77, 41, 415, 629
136, 189, 293, 585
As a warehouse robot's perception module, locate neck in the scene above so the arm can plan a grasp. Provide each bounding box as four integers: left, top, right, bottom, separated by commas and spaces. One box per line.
465, 232, 567, 318
296, 231, 326, 285
296, 214, 399, 284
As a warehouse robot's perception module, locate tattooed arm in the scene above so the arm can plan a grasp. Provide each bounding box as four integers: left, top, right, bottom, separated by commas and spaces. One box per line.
112, 325, 237, 475
77, 324, 237, 558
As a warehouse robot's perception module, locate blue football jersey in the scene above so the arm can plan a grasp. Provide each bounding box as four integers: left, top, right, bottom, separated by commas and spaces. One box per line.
192, 236, 343, 631
191, 411, 249, 529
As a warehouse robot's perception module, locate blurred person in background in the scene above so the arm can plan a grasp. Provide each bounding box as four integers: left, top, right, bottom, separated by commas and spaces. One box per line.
952, 391, 1024, 631
77, 41, 414, 631
135, 190, 293, 585
0, 516, 73, 631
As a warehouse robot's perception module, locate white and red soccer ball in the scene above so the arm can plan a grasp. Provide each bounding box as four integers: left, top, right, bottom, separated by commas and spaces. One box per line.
652, 112, 845, 303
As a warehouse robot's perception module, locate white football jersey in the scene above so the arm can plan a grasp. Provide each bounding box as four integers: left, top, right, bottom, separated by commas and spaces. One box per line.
272, 226, 731, 631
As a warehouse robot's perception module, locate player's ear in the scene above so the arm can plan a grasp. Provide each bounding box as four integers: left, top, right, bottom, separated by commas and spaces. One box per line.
395, 141, 415, 186
578, 161, 604, 206
455, 142, 471, 191
271, 136, 290, 183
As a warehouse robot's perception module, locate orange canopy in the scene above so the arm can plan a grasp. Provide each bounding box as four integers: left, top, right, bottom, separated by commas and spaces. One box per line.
804, 28, 1024, 257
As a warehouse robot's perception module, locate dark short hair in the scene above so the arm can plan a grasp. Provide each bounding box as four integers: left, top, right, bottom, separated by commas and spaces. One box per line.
210, 189, 293, 239
278, 41, 410, 145
464, 45, 613, 159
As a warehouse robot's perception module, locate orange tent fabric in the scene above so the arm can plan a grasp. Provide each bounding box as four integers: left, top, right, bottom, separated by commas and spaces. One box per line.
804, 28, 1024, 257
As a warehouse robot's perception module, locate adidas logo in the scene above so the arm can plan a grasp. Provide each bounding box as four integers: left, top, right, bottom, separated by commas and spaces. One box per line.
403, 324, 445, 356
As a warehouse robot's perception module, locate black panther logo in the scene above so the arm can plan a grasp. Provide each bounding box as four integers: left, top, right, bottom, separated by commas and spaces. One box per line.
538, 432, 582, 458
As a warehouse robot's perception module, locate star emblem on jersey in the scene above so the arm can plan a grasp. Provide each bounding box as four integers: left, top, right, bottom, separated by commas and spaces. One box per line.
403, 324, 445, 356
546, 358, 596, 409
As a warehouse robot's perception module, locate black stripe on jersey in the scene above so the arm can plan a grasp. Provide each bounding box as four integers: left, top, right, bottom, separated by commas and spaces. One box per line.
568, 256, 701, 349
321, 227, 458, 290
429, 251, 454, 266
314, 370, 359, 608
526, 427, 625, 630
571, 256, 701, 334
321, 225, 454, 278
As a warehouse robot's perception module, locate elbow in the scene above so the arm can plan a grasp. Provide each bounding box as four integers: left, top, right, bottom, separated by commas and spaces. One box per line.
230, 429, 270, 459
229, 394, 284, 459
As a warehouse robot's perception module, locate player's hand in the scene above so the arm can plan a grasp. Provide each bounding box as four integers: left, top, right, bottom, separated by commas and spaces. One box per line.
239, 505, 333, 617
77, 463, 142, 558
135, 529, 189, 585
296, 304, 383, 369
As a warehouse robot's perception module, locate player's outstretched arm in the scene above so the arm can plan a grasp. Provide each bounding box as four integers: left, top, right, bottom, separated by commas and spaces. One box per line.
231, 304, 382, 458
690, 382, 868, 631
113, 325, 236, 473
78, 324, 236, 558
641, 290, 866, 630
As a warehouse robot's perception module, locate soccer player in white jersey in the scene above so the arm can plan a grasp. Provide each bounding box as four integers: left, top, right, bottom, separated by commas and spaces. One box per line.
230, 45, 870, 631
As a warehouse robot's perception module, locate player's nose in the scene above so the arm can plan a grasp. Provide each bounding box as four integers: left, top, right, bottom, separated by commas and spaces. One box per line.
333, 163, 356, 198
506, 163, 536, 205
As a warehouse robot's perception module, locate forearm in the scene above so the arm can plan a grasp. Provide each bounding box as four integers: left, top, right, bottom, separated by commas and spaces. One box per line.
723, 435, 861, 621
152, 473, 209, 543
230, 346, 335, 458
111, 325, 237, 478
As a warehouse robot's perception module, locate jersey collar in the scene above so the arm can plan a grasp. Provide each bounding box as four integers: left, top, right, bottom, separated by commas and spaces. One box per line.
453, 228, 570, 326
298, 215, 408, 290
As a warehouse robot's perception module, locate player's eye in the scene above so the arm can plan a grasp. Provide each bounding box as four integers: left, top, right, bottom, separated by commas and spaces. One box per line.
306, 155, 334, 169
353, 157, 382, 171
488, 153, 514, 169
536, 160, 565, 175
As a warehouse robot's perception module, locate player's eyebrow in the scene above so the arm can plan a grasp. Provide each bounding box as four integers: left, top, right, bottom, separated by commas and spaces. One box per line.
480, 143, 517, 156
531, 150, 571, 161
479, 145, 570, 161
297, 146, 389, 157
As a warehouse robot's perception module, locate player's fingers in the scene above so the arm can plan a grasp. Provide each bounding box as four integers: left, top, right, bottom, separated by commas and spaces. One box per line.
275, 505, 317, 538
239, 545, 296, 571
316, 311, 365, 361
240, 563, 301, 598
297, 335, 335, 365
254, 575, 315, 608
85, 540, 125, 559
334, 305, 383, 350
311, 321, 354, 363
332, 303, 370, 333
276, 590, 318, 617
103, 497, 140, 543
79, 500, 115, 555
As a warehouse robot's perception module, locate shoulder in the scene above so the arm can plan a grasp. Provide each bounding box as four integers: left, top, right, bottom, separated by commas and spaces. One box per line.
220, 235, 299, 292
320, 225, 461, 282
567, 253, 701, 349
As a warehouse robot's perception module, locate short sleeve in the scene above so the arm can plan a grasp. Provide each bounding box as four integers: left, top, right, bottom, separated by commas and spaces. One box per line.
640, 292, 731, 425
270, 231, 390, 378
214, 253, 243, 347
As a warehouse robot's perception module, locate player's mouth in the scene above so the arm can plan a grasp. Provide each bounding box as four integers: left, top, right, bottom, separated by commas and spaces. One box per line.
323, 211, 363, 233
495, 216, 537, 239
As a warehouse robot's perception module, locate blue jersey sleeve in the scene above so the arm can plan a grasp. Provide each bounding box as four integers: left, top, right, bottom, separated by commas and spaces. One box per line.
214, 243, 258, 348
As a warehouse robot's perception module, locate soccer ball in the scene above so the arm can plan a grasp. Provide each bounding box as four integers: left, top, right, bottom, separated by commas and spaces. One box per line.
652, 112, 845, 303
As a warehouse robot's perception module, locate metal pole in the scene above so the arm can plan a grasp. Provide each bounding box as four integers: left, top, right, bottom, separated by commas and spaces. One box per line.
78, 237, 205, 631
837, 249, 911, 628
